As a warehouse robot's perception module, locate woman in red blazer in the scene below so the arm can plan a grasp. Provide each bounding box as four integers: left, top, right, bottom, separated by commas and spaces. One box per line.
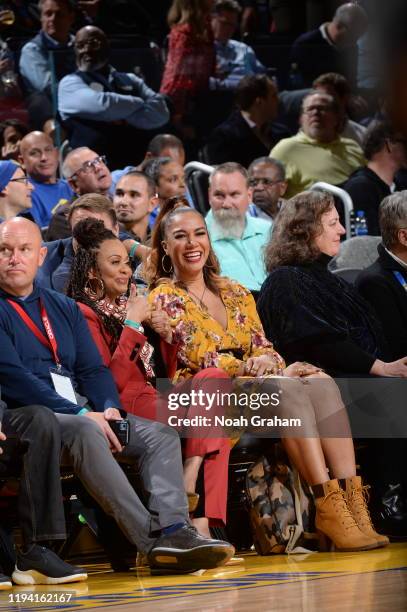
67, 218, 231, 537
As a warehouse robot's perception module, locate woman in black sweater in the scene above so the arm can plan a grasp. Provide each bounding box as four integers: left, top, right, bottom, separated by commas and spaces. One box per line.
257, 191, 407, 378
257, 191, 407, 538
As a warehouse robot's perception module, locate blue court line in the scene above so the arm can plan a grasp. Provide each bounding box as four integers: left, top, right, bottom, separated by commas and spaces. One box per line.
1, 567, 406, 611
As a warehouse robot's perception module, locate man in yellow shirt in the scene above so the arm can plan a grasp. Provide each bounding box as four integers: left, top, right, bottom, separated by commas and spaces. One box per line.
270, 91, 365, 198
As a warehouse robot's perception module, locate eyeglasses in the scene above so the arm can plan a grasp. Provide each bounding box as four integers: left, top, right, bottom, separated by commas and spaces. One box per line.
71, 155, 107, 180
75, 38, 103, 52
9, 176, 29, 185
249, 178, 283, 187
303, 105, 334, 115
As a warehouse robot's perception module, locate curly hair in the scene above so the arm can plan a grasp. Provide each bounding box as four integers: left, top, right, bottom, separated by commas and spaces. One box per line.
66, 218, 126, 349
145, 206, 228, 294
264, 191, 335, 272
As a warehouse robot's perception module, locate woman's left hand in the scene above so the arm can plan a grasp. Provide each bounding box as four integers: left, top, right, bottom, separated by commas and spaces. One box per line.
244, 355, 280, 377
149, 304, 173, 343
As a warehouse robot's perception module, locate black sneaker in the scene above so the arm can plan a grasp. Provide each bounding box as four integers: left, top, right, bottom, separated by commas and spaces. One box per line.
0, 573, 12, 590
148, 524, 235, 572
12, 545, 88, 585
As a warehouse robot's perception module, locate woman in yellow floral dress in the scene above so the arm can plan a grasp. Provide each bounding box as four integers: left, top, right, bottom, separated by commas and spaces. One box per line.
146, 206, 387, 552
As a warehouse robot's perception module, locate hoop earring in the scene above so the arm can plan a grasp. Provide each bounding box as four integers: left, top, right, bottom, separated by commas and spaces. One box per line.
85, 277, 105, 300
161, 254, 173, 274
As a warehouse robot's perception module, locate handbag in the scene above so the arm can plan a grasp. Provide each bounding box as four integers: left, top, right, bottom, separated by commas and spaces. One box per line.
245, 444, 318, 554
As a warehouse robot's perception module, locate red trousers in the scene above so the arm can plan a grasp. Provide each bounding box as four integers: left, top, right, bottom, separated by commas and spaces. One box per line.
122, 367, 231, 525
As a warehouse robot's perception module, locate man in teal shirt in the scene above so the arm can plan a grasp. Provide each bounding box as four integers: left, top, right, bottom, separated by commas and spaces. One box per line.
206, 162, 272, 292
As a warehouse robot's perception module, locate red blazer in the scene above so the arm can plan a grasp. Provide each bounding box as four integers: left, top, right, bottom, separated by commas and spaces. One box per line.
78, 303, 178, 420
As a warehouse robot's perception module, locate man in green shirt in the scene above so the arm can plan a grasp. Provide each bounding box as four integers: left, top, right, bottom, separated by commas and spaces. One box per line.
270, 91, 365, 198
206, 162, 272, 292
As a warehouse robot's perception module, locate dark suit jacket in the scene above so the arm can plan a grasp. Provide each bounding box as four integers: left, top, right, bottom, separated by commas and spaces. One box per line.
36, 238, 73, 292
356, 244, 407, 360
204, 110, 289, 167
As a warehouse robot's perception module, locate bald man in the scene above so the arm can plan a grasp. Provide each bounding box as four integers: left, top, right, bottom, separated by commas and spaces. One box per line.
0, 217, 234, 572
290, 2, 368, 87
58, 26, 170, 168
19, 131, 74, 228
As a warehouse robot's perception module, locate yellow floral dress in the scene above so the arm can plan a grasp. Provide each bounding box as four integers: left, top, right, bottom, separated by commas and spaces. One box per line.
149, 281, 286, 382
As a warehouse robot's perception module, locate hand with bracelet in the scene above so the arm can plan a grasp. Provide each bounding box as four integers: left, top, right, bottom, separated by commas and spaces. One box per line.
125, 284, 151, 331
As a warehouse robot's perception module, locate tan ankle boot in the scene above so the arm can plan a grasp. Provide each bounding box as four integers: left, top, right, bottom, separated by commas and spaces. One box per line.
343, 476, 389, 548
314, 479, 379, 552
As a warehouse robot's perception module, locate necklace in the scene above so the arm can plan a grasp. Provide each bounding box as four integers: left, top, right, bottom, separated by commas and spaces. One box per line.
186, 285, 207, 309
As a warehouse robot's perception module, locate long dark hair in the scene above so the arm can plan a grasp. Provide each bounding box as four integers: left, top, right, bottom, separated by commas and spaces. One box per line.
67, 218, 125, 348
265, 191, 335, 272
145, 206, 228, 294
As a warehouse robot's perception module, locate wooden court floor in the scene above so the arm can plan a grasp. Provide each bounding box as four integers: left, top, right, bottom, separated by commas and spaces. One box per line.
0, 543, 406, 611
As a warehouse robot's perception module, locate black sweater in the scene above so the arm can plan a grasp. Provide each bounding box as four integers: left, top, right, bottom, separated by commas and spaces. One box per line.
257, 255, 388, 375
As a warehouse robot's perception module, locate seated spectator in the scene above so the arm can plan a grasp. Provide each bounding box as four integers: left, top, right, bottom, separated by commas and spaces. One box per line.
0, 160, 33, 221
313, 72, 367, 146
257, 190, 407, 377
146, 204, 387, 552
341, 122, 407, 235
356, 192, 407, 360
0, 119, 28, 161
111, 133, 186, 192
206, 162, 271, 292
67, 217, 231, 538
58, 26, 169, 168
160, 0, 215, 120
37, 193, 143, 292
113, 171, 156, 243
0, 402, 87, 586
19, 131, 74, 228
290, 2, 368, 88
257, 191, 407, 536
145, 133, 186, 166
46, 146, 112, 240
210, 0, 266, 91
63, 146, 111, 197
0, 216, 235, 573
204, 74, 289, 167
19, 0, 76, 128
248, 156, 287, 220
143, 156, 186, 228
270, 91, 365, 198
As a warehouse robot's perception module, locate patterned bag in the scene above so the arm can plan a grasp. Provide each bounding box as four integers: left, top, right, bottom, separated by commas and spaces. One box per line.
245, 445, 317, 554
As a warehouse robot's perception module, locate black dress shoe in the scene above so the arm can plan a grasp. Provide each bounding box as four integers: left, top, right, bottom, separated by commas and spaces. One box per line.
12, 545, 88, 585
148, 524, 235, 572
371, 484, 407, 539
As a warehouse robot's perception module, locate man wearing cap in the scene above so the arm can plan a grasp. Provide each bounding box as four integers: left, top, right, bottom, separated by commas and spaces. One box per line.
0, 161, 34, 222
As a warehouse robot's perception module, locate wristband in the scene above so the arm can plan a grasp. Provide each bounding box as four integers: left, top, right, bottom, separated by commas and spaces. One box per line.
78, 407, 90, 416
124, 319, 144, 333
129, 241, 141, 259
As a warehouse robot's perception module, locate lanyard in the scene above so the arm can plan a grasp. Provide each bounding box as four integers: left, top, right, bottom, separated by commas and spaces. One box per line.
7, 298, 61, 367
393, 270, 407, 293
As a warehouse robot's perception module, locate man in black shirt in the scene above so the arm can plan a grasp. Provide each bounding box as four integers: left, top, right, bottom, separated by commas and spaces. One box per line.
290, 2, 367, 87
341, 121, 407, 235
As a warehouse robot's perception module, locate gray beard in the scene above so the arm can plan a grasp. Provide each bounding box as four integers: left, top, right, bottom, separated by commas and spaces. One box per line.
212, 209, 246, 238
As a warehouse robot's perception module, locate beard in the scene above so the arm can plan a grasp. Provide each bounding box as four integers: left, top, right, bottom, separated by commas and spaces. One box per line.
212, 208, 246, 238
